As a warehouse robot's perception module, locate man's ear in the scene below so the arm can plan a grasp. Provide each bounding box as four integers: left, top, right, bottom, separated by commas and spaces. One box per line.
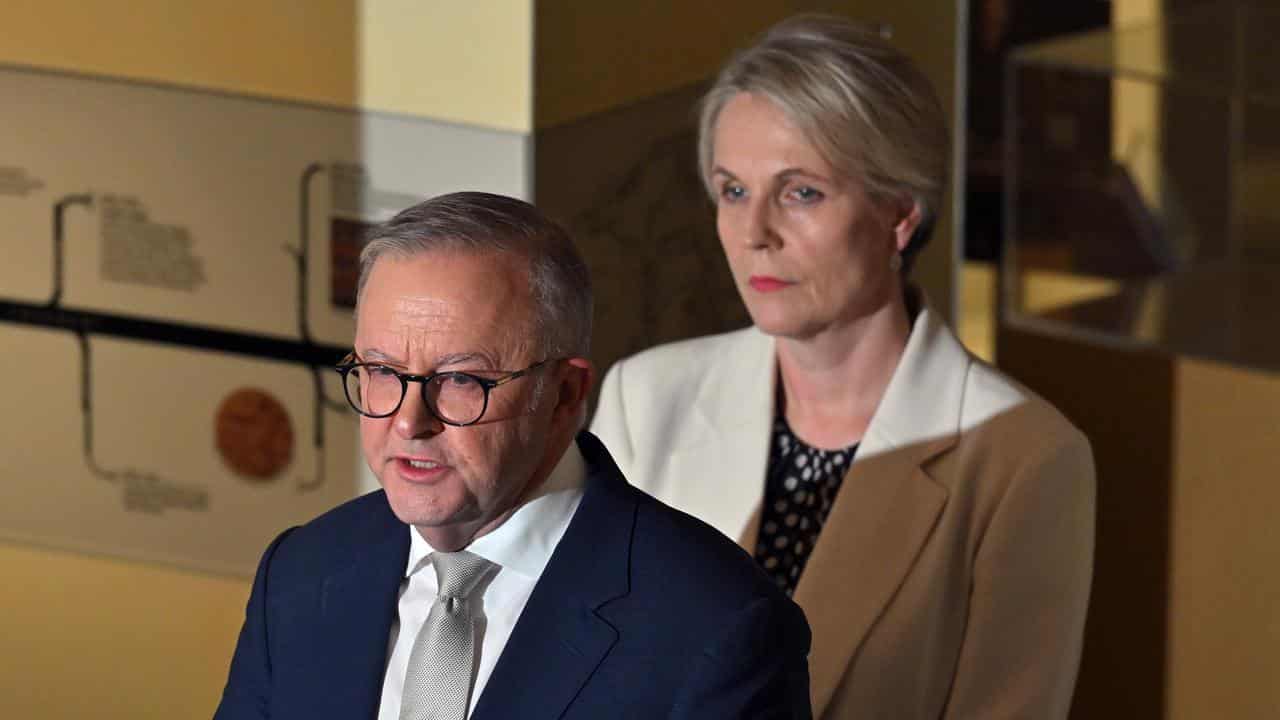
892, 199, 924, 254
553, 357, 595, 428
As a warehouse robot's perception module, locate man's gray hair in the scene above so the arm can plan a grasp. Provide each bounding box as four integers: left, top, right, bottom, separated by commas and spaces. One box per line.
356, 191, 593, 357
698, 14, 950, 273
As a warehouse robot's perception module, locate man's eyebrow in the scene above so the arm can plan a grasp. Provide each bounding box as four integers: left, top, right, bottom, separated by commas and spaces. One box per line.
359, 348, 400, 364
354, 349, 497, 370
435, 351, 496, 369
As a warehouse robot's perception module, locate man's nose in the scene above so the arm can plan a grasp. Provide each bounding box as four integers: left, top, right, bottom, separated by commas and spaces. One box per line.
393, 383, 445, 439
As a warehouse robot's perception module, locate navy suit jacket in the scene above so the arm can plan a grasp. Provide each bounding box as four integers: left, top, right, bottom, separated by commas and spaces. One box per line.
214, 432, 812, 719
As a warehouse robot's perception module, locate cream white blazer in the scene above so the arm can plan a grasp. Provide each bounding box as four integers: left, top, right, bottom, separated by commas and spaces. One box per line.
591, 306, 1095, 719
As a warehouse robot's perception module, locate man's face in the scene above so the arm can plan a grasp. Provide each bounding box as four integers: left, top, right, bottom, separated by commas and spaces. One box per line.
355, 250, 557, 549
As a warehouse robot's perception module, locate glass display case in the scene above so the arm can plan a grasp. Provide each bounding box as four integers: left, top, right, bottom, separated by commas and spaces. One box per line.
1002, 2, 1280, 372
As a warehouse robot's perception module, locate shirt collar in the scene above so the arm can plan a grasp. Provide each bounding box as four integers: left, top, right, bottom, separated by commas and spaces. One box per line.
405, 441, 587, 580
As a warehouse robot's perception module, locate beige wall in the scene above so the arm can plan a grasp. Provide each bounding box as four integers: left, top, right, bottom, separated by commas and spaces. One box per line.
1167, 358, 1280, 718
534, 1, 798, 129
0, 544, 246, 717
356, 1, 531, 131
0, 0, 532, 132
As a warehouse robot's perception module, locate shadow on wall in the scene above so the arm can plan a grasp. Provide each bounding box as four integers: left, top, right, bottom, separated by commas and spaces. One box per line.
999, 325, 1173, 719
533, 82, 751, 407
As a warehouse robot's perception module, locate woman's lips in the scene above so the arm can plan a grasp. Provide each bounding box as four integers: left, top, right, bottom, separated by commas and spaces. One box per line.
748, 275, 793, 292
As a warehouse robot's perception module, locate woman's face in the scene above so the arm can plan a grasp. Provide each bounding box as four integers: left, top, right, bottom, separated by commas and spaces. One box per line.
710, 92, 918, 340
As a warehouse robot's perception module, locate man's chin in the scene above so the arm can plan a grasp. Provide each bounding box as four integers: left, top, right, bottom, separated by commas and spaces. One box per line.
385, 491, 478, 534
402, 513, 488, 553
389, 502, 453, 529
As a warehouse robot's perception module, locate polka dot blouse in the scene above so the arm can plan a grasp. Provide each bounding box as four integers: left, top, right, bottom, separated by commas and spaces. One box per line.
754, 415, 859, 596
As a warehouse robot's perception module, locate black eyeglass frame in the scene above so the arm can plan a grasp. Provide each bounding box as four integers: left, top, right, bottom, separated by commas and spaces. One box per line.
334, 352, 552, 426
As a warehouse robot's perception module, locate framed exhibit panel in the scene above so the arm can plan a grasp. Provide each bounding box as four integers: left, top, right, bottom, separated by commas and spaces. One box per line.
0, 65, 529, 575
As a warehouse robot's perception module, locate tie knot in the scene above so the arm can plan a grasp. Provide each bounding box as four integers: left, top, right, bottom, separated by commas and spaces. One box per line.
431, 550, 495, 600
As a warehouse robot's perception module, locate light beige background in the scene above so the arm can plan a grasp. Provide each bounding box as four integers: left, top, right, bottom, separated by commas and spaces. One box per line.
0, 1, 533, 133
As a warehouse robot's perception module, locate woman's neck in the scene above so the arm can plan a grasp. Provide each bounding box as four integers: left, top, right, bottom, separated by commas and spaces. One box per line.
775, 296, 911, 450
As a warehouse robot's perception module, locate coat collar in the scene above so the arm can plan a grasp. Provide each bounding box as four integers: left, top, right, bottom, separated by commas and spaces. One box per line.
700, 293, 972, 461
671, 297, 972, 539
661, 325, 777, 539
857, 298, 970, 463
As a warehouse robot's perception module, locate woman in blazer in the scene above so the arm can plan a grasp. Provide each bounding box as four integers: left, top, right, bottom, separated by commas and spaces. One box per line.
591, 15, 1095, 719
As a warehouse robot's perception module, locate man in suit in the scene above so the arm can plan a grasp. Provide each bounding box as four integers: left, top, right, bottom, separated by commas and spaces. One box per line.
214, 191, 812, 720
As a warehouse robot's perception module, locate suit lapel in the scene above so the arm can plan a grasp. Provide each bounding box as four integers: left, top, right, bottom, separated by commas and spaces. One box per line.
471, 433, 631, 720
313, 511, 409, 719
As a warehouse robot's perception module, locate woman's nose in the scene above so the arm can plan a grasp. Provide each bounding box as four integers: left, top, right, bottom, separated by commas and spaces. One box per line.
738, 197, 780, 249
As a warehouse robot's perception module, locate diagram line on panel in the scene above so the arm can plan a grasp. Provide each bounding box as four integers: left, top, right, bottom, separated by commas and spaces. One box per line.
0, 184, 356, 509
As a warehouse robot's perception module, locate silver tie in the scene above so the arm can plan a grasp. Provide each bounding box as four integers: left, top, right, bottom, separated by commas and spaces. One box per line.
399, 550, 496, 720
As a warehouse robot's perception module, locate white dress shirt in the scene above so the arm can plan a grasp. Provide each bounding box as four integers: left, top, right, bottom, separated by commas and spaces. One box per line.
377, 444, 587, 720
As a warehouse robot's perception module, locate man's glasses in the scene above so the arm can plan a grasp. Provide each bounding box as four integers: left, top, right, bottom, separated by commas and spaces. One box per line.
334, 353, 551, 426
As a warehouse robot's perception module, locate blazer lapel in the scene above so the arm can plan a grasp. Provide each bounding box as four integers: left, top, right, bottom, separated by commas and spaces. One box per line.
737, 504, 764, 555
313, 516, 409, 719
670, 327, 777, 541
471, 433, 630, 720
789, 306, 972, 717
795, 435, 951, 716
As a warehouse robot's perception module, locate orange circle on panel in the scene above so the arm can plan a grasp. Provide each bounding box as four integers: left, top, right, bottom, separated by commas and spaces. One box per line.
215, 388, 294, 481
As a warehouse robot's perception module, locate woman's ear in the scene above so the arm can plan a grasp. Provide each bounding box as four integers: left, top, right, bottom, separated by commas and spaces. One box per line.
892, 199, 924, 254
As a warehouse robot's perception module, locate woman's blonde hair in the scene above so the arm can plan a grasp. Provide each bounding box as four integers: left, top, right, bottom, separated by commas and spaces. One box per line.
698, 14, 949, 270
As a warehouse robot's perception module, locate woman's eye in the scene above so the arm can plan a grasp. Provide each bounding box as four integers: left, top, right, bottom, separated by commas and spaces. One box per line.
789, 186, 824, 203
719, 183, 746, 202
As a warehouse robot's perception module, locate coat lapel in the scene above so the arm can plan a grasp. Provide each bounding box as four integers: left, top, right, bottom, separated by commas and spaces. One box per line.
742, 306, 974, 717
313, 511, 409, 719
796, 436, 951, 716
471, 433, 631, 720
669, 327, 777, 541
